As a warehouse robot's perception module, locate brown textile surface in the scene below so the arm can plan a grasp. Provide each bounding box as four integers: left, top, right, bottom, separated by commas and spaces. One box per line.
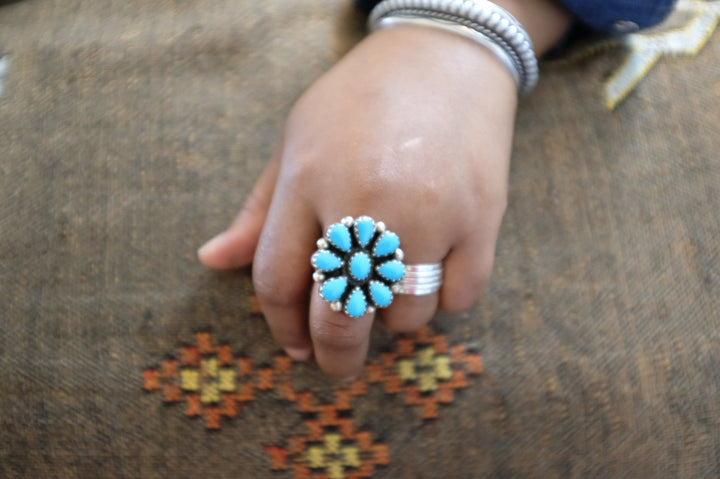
1, 0, 718, 477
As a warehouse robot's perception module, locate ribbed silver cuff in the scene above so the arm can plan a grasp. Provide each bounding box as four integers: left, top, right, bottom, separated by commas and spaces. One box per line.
368, 0, 538, 96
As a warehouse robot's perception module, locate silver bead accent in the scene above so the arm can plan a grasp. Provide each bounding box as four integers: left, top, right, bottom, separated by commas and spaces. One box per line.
375, 221, 386, 233
317, 238, 328, 249
394, 248, 404, 261
366, 306, 376, 314
330, 301, 342, 312
313, 271, 325, 282
341, 216, 354, 227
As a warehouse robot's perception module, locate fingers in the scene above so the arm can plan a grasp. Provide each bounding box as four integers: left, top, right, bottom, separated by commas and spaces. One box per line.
252, 179, 318, 362
381, 213, 500, 326
309, 284, 375, 379
379, 293, 439, 332
438, 225, 499, 312
378, 257, 443, 333
308, 215, 444, 378
377, 222, 449, 332
306, 215, 379, 379
198, 150, 281, 269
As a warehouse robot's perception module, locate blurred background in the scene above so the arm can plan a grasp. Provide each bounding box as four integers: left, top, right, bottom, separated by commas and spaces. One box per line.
1, 1, 718, 477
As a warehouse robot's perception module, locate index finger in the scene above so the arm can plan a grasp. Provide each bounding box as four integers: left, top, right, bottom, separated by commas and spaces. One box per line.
252, 182, 318, 361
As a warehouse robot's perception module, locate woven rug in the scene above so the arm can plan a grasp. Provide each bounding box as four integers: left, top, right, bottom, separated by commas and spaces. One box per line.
1, 1, 718, 477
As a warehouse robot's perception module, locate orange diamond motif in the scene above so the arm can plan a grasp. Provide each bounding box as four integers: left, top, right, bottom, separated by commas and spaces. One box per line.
142, 308, 483, 477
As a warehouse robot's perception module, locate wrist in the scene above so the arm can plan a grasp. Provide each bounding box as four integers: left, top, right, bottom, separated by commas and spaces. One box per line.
491, 0, 573, 55
362, 25, 518, 111
367, 0, 569, 96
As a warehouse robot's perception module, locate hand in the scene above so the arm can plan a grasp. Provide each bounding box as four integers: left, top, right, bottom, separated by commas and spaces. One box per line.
199, 25, 518, 379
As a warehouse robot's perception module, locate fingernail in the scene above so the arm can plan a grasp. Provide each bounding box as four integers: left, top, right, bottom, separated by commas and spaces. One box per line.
285, 347, 312, 361
197, 232, 227, 260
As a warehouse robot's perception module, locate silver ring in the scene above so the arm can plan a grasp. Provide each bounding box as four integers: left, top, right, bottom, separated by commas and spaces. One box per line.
310, 216, 443, 317
395, 263, 443, 296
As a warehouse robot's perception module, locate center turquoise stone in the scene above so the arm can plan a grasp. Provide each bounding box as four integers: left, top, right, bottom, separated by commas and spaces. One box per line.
349, 252, 371, 281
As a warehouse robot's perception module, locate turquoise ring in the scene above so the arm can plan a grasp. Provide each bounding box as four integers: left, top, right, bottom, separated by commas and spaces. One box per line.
311, 216, 441, 317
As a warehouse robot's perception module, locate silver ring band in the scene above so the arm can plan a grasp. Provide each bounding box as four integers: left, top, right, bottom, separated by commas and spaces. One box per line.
395, 263, 443, 295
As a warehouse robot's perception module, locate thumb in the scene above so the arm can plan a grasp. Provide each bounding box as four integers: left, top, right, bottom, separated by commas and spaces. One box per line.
198, 149, 281, 269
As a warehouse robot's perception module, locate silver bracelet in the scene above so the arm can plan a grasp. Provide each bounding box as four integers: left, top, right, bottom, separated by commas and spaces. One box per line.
368, 0, 538, 96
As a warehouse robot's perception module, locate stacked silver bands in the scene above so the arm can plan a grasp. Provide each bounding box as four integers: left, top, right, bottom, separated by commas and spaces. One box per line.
395, 264, 443, 295
368, 0, 538, 96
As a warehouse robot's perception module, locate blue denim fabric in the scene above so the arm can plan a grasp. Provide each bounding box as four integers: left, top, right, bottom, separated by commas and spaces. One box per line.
558, 0, 676, 32
355, 0, 677, 32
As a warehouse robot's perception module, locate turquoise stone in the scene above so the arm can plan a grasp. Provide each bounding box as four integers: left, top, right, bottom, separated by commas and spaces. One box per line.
349, 252, 371, 280
313, 250, 342, 271
328, 223, 352, 252
369, 281, 393, 307
355, 218, 375, 247
373, 232, 399, 257
345, 288, 367, 317
377, 260, 405, 281
320, 277, 347, 302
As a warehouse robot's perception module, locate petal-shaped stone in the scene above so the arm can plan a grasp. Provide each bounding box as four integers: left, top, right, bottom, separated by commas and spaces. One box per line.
369, 281, 393, 307
377, 260, 405, 281
327, 223, 352, 252
354, 217, 375, 247
345, 288, 367, 317
349, 252, 371, 280
321, 277, 348, 302
373, 232, 399, 257
312, 250, 343, 271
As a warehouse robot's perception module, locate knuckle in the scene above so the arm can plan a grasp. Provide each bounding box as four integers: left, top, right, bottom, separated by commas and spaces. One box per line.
469, 175, 508, 216
279, 156, 314, 190
479, 188, 508, 218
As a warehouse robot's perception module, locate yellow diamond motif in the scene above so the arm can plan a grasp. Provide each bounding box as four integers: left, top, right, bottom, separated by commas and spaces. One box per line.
200, 382, 220, 404
302, 432, 361, 478
326, 461, 344, 479
419, 372, 438, 393
307, 445, 325, 468
397, 346, 454, 392
434, 355, 452, 380
218, 367, 236, 392
324, 432, 341, 453
417, 347, 435, 367
398, 358, 417, 381
180, 369, 199, 391
342, 446, 361, 468
201, 357, 219, 377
